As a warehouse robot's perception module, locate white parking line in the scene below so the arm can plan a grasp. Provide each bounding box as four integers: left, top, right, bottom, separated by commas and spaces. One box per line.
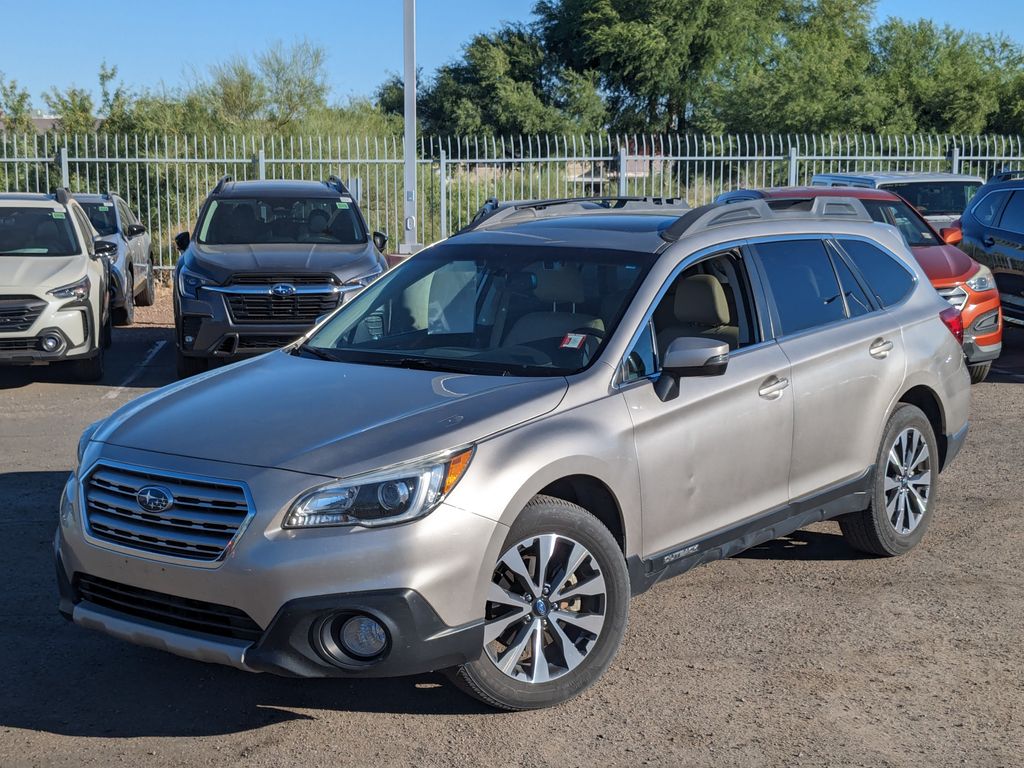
103, 340, 167, 400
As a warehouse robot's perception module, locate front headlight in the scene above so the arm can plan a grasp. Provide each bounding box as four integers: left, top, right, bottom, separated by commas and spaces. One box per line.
966, 264, 996, 292
77, 419, 103, 463
49, 275, 91, 301
344, 262, 385, 289
284, 447, 474, 529
177, 266, 216, 299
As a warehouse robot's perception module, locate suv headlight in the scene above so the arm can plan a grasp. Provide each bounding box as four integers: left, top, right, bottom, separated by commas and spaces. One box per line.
344, 262, 385, 289
284, 447, 474, 529
177, 266, 215, 299
49, 275, 91, 301
965, 264, 996, 292
77, 419, 103, 463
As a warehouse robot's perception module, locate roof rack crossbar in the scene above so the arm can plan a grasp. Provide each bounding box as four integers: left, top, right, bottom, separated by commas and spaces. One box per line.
326, 175, 351, 196
460, 195, 690, 233
660, 196, 873, 243
213, 175, 232, 194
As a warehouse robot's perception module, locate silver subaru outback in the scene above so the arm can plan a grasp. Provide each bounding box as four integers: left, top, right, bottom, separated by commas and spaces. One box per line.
55, 196, 970, 710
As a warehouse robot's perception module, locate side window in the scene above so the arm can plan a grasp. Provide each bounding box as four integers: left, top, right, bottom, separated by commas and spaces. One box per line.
116, 200, 134, 229
973, 191, 1009, 226
827, 244, 873, 318
621, 321, 656, 383
838, 239, 915, 308
756, 239, 846, 335
996, 190, 1024, 233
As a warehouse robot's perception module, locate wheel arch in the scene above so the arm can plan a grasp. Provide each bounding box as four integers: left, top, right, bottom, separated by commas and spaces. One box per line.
535, 475, 627, 555
895, 384, 948, 468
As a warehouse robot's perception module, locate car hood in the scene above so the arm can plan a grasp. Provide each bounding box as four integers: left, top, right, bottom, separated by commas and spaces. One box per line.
190, 243, 380, 283
96, 351, 569, 477
910, 244, 977, 283
0, 255, 87, 291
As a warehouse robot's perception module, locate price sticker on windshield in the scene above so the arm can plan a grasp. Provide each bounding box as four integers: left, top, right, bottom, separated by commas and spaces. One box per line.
560, 333, 587, 350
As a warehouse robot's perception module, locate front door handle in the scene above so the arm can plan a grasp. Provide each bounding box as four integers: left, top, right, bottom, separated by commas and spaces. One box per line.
869, 338, 894, 359
758, 375, 790, 399
982, 235, 995, 247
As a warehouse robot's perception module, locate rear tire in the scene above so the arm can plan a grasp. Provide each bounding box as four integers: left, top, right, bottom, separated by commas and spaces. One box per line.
968, 362, 991, 384
136, 258, 156, 307
68, 347, 104, 382
839, 404, 938, 557
176, 349, 208, 379
451, 495, 629, 711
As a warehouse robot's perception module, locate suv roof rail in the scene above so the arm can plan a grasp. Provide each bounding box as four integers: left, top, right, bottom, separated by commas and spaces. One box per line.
459, 195, 690, 233
660, 196, 873, 243
213, 175, 233, 194
990, 169, 1024, 183
326, 175, 351, 196
52, 188, 71, 205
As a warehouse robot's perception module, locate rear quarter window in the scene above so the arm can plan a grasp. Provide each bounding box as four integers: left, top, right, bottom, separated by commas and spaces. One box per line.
971, 191, 1010, 226
996, 190, 1024, 234
838, 239, 915, 308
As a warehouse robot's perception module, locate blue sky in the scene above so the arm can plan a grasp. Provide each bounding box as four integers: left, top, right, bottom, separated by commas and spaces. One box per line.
3, 0, 1022, 108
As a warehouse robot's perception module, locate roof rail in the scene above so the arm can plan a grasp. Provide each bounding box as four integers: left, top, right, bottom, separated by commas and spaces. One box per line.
459, 195, 690, 233
660, 196, 873, 243
990, 169, 1024, 183
326, 175, 351, 196
212, 175, 233, 194
52, 188, 71, 205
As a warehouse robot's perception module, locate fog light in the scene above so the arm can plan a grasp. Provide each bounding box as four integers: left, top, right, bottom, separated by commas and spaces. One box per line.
41, 334, 62, 352
340, 615, 388, 659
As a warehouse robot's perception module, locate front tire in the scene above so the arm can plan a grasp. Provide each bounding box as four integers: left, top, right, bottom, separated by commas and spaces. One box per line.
452, 495, 629, 711
968, 362, 991, 384
112, 271, 135, 326
176, 349, 208, 378
136, 257, 156, 307
839, 404, 938, 557
68, 347, 104, 382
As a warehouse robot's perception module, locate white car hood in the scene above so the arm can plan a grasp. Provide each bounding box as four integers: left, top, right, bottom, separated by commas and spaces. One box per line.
0, 255, 88, 292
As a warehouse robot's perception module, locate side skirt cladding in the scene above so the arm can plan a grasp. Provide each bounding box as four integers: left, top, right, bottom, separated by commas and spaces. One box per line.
627, 469, 873, 595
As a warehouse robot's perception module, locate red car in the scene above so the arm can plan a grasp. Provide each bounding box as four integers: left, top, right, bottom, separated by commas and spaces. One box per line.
716, 186, 1003, 383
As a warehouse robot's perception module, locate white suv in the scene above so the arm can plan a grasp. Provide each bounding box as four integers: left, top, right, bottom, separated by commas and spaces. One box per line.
0, 190, 114, 381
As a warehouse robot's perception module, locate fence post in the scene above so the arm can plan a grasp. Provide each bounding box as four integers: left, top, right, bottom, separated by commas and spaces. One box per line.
439, 149, 448, 240
788, 146, 799, 187
618, 146, 628, 197
950, 144, 961, 174
58, 147, 70, 188
256, 149, 266, 180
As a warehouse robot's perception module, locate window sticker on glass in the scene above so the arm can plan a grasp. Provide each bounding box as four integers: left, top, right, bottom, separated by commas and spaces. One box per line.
426, 261, 477, 334
51, 211, 66, 219
336, 201, 350, 209
560, 333, 587, 349
98, 205, 109, 212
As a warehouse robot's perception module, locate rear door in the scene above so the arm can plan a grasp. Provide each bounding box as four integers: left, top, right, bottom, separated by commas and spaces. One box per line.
986, 190, 1024, 320
750, 237, 907, 500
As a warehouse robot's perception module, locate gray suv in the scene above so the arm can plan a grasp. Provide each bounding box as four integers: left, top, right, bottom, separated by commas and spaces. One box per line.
56, 196, 970, 710
172, 176, 388, 377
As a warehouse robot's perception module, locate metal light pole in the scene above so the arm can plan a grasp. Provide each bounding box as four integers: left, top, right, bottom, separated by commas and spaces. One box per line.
401, 0, 420, 254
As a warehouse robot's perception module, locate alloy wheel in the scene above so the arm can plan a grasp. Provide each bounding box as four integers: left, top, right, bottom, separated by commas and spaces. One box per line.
484, 534, 607, 684
884, 426, 932, 535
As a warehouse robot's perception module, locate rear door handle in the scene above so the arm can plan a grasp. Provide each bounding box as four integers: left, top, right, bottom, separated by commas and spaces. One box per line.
869, 338, 894, 359
758, 375, 789, 399
982, 235, 995, 247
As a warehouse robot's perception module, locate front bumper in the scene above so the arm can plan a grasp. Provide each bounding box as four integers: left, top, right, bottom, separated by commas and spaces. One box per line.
0, 294, 96, 364
55, 447, 505, 678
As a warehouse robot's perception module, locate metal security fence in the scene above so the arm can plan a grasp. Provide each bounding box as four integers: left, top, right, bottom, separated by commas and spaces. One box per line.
3, 133, 1023, 268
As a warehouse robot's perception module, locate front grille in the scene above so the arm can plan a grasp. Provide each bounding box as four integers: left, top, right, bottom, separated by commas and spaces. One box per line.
937, 285, 969, 310
226, 293, 340, 324
75, 574, 263, 642
0, 338, 41, 351
236, 334, 299, 350
0, 295, 46, 332
83, 463, 251, 562
229, 273, 338, 286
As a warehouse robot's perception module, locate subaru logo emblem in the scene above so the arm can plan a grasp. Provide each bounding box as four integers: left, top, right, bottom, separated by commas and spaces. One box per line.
534, 599, 548, 617
271, 283, 296, 297
136, 486, 173, 513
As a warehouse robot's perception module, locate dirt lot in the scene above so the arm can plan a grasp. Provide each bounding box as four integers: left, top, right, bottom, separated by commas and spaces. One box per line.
0, 287, 1021, 767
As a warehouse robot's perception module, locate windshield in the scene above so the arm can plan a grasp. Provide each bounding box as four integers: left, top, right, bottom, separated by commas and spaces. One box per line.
0, 207, 80, 256
301, 243, 655, 376
80, 202, 118, 236
197, 196, 366, 246
881, 182, 980, 217
860, 199, 940, 248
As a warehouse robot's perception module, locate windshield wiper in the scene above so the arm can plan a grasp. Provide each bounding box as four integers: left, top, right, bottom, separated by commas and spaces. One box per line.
292, 344, 338, 361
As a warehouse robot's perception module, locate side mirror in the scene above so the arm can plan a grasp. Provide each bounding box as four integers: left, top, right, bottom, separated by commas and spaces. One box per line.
940, 226, 963, 246
92, 240, 118, 260
372, 231, 388, 252
654, 337, 729, 401
174, 231, 191, 252
125, 223, 146, 238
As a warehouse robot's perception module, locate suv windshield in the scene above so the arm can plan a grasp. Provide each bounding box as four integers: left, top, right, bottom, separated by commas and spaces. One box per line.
301, 243, 654, 376
79, 202, 118, 236
0, 207, 80, 256
197, 197, 366, 246
859, 199, 940, 247
881, 182, 980, 217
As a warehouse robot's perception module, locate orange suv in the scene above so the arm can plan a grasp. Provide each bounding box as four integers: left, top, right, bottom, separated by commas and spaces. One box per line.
716, 186, 1002, 383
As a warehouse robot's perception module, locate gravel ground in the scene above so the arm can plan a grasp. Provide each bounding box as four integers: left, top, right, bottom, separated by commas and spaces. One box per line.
0, 292, 1021, 768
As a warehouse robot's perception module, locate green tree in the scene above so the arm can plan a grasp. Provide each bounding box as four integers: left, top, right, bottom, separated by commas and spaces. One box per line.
0, 73, 33, 134
43, 85, 95, 135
